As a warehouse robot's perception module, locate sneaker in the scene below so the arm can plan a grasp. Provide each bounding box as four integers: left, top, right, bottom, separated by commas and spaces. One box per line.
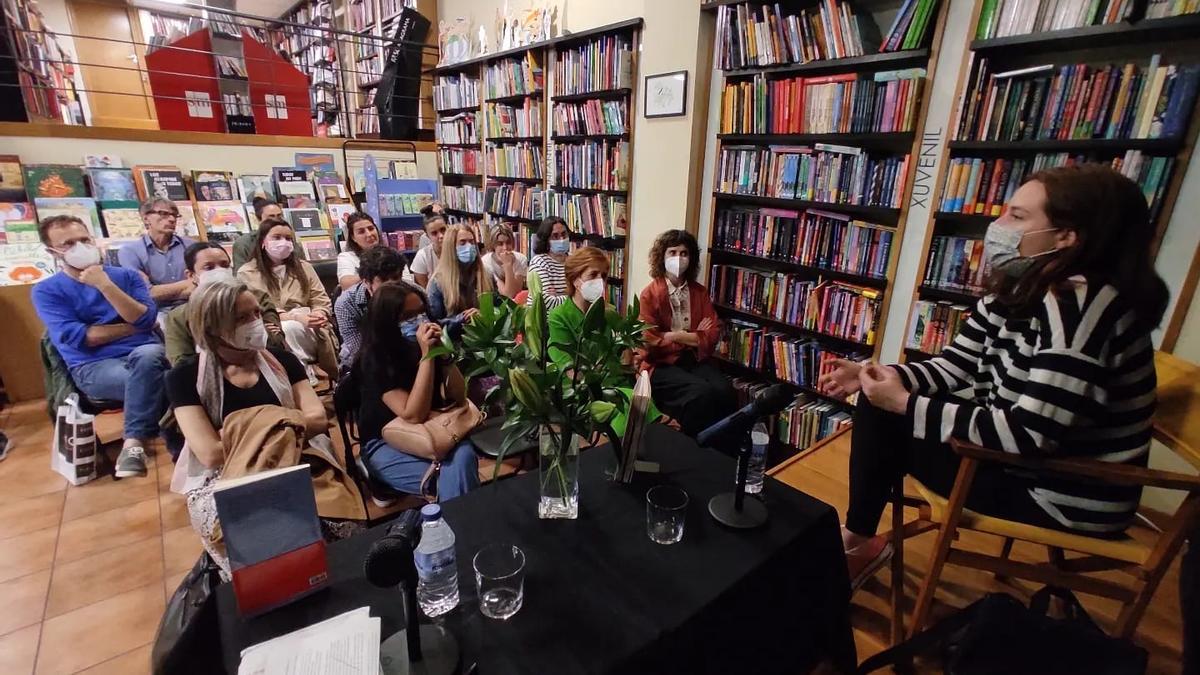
114, 445, 148, 478
846, 535, 894, 593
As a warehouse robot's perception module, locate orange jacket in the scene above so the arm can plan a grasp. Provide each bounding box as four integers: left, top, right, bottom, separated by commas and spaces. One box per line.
637, 277, 722, 372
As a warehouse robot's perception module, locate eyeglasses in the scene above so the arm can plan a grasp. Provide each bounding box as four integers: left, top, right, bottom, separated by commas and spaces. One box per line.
148, 209, 180, 218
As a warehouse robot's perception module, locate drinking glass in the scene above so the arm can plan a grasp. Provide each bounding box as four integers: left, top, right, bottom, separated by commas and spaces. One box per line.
473, 544, 525, 620
646, 485, 688, 545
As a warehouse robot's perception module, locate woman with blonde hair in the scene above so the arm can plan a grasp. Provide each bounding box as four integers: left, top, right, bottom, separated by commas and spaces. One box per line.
481, 222, 528, 298
427, 222, 493, 332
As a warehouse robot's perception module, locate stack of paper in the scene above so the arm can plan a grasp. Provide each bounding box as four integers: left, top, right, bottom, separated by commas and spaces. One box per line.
238, 607, 380, 675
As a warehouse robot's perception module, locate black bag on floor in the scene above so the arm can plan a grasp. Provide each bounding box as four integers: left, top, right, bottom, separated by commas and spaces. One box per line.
858, 586, 1147, 675
151, 553, 226, 675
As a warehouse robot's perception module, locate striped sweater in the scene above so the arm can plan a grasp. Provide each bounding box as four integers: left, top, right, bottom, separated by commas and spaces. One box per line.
894, 277, 1156, 534
527, 254, 569, 310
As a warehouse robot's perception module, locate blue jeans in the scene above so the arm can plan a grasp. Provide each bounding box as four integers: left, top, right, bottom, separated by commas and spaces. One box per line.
70, 343, 169, 440
364, 438, 480, 501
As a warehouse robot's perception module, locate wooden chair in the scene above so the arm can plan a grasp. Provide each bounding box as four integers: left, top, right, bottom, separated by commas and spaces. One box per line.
887, 351, 1200, 642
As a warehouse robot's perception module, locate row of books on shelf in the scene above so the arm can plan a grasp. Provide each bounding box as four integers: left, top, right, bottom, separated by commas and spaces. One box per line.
974, 0, 1198, 40
940, 152, 1174, 218
434, 74, 480, 111
385, 229, 424, 252
357, 58, 383, 87
436, 112, 478, 145
609, 250, 625, 279
554, 140, 630, 191
907, 300, 972, 356
546, 193, 628, 238
717, 145, 910, 208
923, 235, 989, 295
356, 106, 380, 135
346, 0, 376, 33
712, 207, 893, 279
441, 184, 484, 214
719, 319, 869, 390
709, 264, 881, 345
485, 183, 544, 220
729, 378, 852, 450
437, 148, 482, 175
552, 33, 634, 96
957, 57, 1200, 143
606, 283, 624, 309
487, 144, 544, 179
485, 100, 542, 138
377, 192, 434, 218
484, 53, 544, 99
720, 69, 925, 135
554, 98, 628, 136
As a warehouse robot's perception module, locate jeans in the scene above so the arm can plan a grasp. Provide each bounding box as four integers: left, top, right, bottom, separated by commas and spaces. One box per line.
364, 438, 480, 501
70, 342, 169, 440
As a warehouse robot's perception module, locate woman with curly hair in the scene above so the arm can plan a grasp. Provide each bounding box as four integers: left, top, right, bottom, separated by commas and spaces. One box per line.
636, 229, 737, 442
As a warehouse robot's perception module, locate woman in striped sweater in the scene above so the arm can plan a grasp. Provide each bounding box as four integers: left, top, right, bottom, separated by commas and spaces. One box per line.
526, 216, 573, 310
820, 164, 1168, 591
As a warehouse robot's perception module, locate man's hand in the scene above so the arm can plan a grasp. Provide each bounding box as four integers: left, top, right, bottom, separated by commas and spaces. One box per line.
859, 364, 910, 414
78, 265, 113, 289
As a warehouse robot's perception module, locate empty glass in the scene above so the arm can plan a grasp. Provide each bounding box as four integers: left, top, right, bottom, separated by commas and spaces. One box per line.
473, 544, 525, 620
646, 486, 688, 545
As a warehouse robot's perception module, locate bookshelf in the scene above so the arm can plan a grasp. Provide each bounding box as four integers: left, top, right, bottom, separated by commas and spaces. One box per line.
343, 0, 437, 138
432, 58, 483, 227
899, 1, 1200, 361
701, 0, 950, 457
272, 0, 348, 137
1, 0, 83, 124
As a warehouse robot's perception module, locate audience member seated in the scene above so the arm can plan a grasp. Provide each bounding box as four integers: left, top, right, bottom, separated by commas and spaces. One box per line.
237, 218, 339, 383
232, 198, 301, 270
167, 279, 365, 578
637, 229, 737, 441
819, 165, 1167, 592
336, 212, 381, 290
116, 198, 196, 316
482, 222, 528, 299
334, 246, 406, 367
355, 282, 480, 500
526, 216, 572, 310
32, 215, 168, 478
427, 223, 493, 334
164, 242, 285, 366
410, 214, 448, 287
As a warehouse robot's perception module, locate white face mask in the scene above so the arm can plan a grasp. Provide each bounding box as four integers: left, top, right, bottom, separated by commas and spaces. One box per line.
231, 318, 268, 351
580, 277, 605, 303
665, 255, 688, 279
61, 242, 101, 270
265, 239, 294, 263
983, 223, 1059, 277
196, 267, 234, 288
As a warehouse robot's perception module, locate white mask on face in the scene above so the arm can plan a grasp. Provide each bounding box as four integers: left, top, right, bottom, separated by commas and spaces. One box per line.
62, 242, 102, 270
196, 267, 234, 288
580, 277, 605, 303
231, 318, 268, 351
665, 255, 688, 279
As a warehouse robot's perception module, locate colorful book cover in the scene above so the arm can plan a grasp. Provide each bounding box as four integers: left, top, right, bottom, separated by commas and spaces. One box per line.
325, 203, 357, 231
134, 166, 189, 202
301, 236, 336, 261
0, 243, 56, 286
23, 164, 87, 199
175, 202, 200, 238
4, 219, 38, 244
100, 208, 145, 240
85, 168, 138, 205
312, 171, 348, 203
33, 198, 101, 235
198, 201, 250, 235
0, 155, 25, 202
237, 175, 276, 203
0, 202, 35, 238
192, 171, 237, 202
284, 208, 325, 233
294, 153, 335, 173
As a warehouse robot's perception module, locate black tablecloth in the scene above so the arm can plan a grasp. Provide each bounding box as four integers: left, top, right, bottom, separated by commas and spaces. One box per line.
217, 425, 856, 674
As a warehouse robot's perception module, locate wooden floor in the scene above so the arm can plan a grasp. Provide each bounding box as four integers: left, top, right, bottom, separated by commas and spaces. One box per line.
770, 430, 1187, 673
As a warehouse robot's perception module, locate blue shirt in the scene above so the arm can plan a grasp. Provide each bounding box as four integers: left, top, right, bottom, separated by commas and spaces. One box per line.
32, 267, 160, 369
116, 234, 194, 309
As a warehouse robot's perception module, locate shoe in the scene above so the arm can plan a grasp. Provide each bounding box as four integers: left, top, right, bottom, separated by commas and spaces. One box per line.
846, 535, 893, 593
114, 445, 148, 478
0, 432, 9, 461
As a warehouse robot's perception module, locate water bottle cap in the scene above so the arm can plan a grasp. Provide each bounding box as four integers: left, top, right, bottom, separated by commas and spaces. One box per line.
420, 504, 442, 521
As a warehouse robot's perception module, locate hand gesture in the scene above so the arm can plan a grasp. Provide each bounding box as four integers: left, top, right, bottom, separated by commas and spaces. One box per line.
819, 359, 863, 398
859, 363, 910, 414
415, 322, 442, 355
78, 265, 112, 289
496, 250, 515, 268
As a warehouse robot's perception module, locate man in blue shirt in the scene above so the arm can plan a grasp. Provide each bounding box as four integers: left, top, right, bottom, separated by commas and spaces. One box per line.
33, 215, 168, 478
117, 198, 195, 315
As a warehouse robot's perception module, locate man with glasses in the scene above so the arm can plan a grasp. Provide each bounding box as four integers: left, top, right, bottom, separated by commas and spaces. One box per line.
117, 198, 196, 316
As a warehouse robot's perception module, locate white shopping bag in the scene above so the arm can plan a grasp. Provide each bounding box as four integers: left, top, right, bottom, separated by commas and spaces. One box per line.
51, 393, 99, 486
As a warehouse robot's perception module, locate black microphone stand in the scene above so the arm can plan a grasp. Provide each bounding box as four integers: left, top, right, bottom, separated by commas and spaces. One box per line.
377, 528, 460, 675
708, 431, 769, 529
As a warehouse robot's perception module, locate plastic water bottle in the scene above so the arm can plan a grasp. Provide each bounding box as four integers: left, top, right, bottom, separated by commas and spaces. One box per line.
414, 504, 460, 617
745, 421, 769, 494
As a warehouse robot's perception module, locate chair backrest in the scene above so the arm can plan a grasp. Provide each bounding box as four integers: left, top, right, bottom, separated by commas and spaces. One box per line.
1151, 351, 1200, 471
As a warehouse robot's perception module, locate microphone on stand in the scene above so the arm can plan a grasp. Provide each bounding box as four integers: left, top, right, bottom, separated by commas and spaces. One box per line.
697, 384, 794, 530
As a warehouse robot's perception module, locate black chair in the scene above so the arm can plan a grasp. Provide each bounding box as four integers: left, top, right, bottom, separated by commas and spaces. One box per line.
39, 334, 122, 422
310, 259, 340, 299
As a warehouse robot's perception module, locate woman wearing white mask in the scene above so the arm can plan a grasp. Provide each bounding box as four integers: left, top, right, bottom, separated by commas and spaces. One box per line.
819, 165, 1168, 594
526, 216, 573, 309
164, 241, 286, 366
426, 222, 493, 334
636, 230, 737, 443
237, 217, 338, 384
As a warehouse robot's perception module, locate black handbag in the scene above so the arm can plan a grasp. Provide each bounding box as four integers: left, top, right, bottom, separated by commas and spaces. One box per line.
151, 553, 227, 675
858, 586, 1148, 675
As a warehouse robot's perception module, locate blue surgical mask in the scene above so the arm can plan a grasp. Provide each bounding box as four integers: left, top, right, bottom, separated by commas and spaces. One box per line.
983, 222, 1059, 277
399, 313, 429, 338
549, 238, 571, 255
456, 243, 477, 264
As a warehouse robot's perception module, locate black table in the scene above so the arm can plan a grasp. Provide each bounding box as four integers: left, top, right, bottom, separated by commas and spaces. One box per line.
217, 425, 856, 674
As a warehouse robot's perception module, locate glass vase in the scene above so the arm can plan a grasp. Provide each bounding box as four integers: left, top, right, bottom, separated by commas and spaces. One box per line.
538, 426, 579, 519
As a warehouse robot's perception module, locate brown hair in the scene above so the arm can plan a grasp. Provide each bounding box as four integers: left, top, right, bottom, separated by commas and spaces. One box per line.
648, 229, 700, 283
486, 223, 516, 251
344, 212, 378, 254
252, 217, 310, 298
988, 164, 1168, 332
564, 246, 609, 290
38, 215, 87, 245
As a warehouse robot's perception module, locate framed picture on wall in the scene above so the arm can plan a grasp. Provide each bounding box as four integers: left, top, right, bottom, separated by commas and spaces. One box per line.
643, 70, 688, 118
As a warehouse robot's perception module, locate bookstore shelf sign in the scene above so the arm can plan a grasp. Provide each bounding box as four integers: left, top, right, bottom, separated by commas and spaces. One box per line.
644, 71, 687, 118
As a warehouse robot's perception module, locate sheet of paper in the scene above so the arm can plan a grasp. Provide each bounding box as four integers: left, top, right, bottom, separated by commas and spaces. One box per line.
238, 607, 380, 675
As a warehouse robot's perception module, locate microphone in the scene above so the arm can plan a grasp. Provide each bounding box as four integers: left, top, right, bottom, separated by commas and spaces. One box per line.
696, 383, 793, 449
364, 509, 422, 588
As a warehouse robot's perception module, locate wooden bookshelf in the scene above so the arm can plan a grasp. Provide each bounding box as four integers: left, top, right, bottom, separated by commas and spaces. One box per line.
272, 0, 347, 137
1, 0, 84, 124
900, 1, 1200, 360
709, 248, 889, 289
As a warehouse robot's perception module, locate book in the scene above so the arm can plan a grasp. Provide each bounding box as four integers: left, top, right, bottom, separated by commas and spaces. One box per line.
325, 203, 357, 231
0, 202, 36, 242
175, 202, 200, 238
0, 155, 25, 202
82, 154, 122, 168
133, 166, 189, 202
0, 243, 56, 285
300, 236, 337, 261
311, 171, 348, 203
197, 201, 251, 239
237, 175, 277, 203
23, 164, 87, 199
274, 168, 316, 207
99, 208, 144, 240
84, 168, 138, 205
192, 171, 237, 202
212, 464, 328, 617
294, 152, 336, 173
33, 198, 101, 234
284, 208, 325, 234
